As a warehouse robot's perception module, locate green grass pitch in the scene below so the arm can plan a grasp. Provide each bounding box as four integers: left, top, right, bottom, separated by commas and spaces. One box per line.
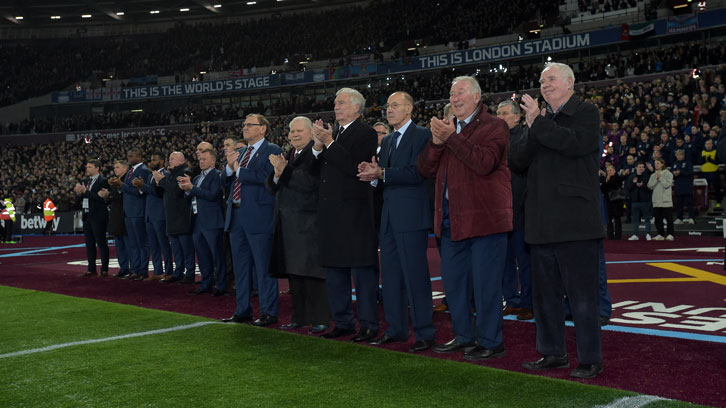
0, 286, 701, 407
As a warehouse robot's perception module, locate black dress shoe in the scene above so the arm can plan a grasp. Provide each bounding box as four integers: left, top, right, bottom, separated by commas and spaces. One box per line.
161, 276, 180, 283
570, 363, 603, 379
221, 314, 252, 323
100, 270, 108, 277
189, 288, 211, 295
132, 274, 148, 281
308, 324, 329, 334
280, 322, 301, 330
522, 354, 569, 370
252, 314, 278, 327
369, 334, 405, 345
433, 338, 475, 354
112, 270, 130, 278
321, 327, 355, 338
82, 271, 97, 277
212, 289, 229, 297
352, 327, 377, 342
600, 316, 610, 327
464, 344, 506, 361
409, 339, 435, 353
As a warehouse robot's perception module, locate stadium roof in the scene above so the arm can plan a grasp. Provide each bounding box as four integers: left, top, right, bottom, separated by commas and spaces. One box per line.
0, 0, 355, 28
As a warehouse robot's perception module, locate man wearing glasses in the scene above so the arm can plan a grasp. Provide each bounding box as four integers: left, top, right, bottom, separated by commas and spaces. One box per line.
222, 114, 282, 327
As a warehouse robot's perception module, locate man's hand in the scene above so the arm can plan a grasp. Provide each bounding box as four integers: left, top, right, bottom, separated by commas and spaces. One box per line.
152, 170, 165, 183
97, 188, 110, 199
178, 175, 192, 192
673, 169, 680, 176
269, 153, 287, 178
73, 183, 86, 195
227, 150, 240, 169
646, 162, 654, 172
520, 94, 543, 128
132, 177, 144, 188
357, 156, 382, 181
430, 117, 455, 145
108, 177, 122, 188
312, 119, 334, 147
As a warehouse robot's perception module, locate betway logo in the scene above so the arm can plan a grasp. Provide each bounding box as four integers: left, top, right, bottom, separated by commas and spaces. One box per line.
20, 216, 60, 231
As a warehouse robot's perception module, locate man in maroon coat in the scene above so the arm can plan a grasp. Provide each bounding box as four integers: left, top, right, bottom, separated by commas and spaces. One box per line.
418, 76, 513, 360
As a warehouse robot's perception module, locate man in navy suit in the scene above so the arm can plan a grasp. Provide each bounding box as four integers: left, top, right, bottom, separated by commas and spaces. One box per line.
179, 149, 227, 295
110, 148, 150, 281
222, 114, 282, 326
133, 152, 172, 279
358, 91, 436, 352
74, 159, 110, 277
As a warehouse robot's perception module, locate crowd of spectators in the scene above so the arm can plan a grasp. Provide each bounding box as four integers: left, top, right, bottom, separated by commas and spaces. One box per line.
0, 0, 559, 108
3, 42, 724, 136
578, 0, 641, 14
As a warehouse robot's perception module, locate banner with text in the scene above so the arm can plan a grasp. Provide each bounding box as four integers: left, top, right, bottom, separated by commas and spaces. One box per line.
10, 212, 75, 234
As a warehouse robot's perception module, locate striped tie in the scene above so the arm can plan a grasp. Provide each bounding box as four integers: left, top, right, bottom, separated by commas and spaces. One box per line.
232, 146, 254, 201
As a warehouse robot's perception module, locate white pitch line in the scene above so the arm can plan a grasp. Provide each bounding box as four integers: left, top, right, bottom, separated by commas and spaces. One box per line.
596, 395, 670, 408
0, 321, 218, 359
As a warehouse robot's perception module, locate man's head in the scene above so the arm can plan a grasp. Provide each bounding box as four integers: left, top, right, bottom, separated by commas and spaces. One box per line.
373, 122, 390, 147
86, 159, 101, 177
635, 161, 645, 174
675, 149, 685, 162
127, 148, 143, 166
496, 100, 522, 129
149, 151, 164, 171
242, 114, 269, 144
168, 152, 185, 169
198, 149, 216, 171
113, 160, 129, 177
223, 137, 239, 155
705, 139, 714, 151
196, 142, 213, 159
334, 88, 365, 125
539, 63, 575, 109
626, 154, 635, 165
443, 103, 452, 118
385, 91, 414, 130
288, 116, 313, 152
449, 76, 481, 120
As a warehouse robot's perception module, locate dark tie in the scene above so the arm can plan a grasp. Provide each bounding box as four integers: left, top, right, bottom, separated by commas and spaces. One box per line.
232, 146, 254, 201
335, 126, 345, 141
126, 168, 133, 182
458, 120, 468, 133
388, 131, 401, 166
86, 178, 92, 190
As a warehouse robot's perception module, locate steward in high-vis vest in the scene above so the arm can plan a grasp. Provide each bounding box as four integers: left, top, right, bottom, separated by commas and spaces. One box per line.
1, 198, 16, 243
43, 198, 57, 235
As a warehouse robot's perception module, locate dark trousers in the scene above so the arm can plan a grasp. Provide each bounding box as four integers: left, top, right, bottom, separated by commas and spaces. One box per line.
503, 226, 532, 309
703, 171, 722, 202
289, 275, 330, 326
325, 266, 379, 331
440, 228, 506, 349
531, 239, 602, 364
170, 233, 195, 279
653, 207, 674, 236
114, 235, 130, 273
193, 227, 226, 292
2, 219, 13, 241
229, 208, 277, 317
606, 215, 622, 240
379, 226, 435, 341
84, 216, 109, 272
674, 193, 694, 220
146, 219, 172, 276
125, 217, 148, 276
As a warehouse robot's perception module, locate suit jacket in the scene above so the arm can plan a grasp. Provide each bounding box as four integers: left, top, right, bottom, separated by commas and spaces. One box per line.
377, 122, 432, 234
508, 124, 529, 229
141, 169, 168, 222
189, 168, 225, 231
265, 142, 324, 279
120, 163, 151, 218
107, 172, 125, 235
78, 175, 110, 223
223, 138, 281, 233
510, 95, 604, 244
314, 117, 378, 267
157, 165, 193, 235
418, 107, 513, 241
